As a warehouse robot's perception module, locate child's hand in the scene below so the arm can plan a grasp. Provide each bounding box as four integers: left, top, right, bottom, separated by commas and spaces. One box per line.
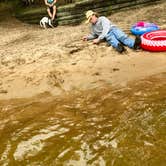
82, 36, 88, 41
93, 38, 100, 44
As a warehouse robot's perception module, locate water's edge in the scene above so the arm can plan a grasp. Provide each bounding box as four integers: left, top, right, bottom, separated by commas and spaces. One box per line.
0, 73, 165, 165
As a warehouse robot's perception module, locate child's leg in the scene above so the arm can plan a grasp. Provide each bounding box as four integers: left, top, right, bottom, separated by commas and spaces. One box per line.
106, 31, 120, 48
112, 27, 135, 48
47, 7, 53, 19
106, 30, 126, 53
51, 5, 57, 20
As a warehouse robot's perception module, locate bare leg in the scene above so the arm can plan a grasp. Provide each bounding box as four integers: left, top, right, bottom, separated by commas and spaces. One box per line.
51, 5, 56, 21
48, 19, 54, 28
47, 7, 53, 19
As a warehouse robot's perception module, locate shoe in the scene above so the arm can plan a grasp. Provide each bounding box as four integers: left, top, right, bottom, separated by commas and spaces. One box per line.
116, 43, 125, 53
133, 35, 141, 49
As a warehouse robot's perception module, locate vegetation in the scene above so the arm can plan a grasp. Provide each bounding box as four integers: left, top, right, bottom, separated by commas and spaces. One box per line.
0, 0, 162, 25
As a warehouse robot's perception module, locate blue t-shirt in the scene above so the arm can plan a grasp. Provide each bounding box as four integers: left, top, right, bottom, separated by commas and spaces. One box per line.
47, 0, 54, 4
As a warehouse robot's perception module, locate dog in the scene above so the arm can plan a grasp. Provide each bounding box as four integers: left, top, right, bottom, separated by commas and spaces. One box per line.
40, 17, 54, 29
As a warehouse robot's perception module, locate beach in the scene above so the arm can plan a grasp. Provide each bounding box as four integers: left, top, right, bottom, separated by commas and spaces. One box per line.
0, 1, 166, 99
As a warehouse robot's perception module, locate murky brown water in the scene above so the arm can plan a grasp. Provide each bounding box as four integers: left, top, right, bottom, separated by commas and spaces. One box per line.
0, 74, 165, 166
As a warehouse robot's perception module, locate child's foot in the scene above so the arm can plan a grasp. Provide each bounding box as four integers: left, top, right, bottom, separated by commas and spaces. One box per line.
116, 43, 126, 53
133, 35, 141, 49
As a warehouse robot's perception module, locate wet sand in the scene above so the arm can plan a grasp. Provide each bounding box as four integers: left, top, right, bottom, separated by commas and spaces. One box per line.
0, 1, 166, 99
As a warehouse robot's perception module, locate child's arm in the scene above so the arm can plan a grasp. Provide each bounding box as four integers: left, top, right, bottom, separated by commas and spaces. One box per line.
52, 0, 57, 5
44, 0, 51, 6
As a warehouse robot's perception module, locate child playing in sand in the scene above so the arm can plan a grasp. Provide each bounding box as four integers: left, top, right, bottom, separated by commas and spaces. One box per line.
44, 0, 57, 21
83, 10, 141, 53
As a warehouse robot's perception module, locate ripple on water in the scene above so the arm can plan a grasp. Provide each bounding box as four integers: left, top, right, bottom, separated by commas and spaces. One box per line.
13, 126, 69, 161
0, 73, 165, 165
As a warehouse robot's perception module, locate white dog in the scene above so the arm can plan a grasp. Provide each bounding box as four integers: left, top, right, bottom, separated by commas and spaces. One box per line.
40, 17, 54, 29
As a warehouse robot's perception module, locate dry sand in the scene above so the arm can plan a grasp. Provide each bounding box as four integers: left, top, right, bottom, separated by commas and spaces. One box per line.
0, 1, 166, 99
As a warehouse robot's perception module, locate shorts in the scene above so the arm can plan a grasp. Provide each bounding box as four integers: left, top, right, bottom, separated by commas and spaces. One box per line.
49, 6, 53, 14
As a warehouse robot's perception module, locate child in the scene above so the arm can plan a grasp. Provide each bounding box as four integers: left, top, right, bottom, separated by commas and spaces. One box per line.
83, 10, 141, 53
44, 0, 57, 21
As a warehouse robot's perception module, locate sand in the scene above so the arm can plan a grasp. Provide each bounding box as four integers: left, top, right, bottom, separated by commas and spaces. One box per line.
0, 1, 166, 99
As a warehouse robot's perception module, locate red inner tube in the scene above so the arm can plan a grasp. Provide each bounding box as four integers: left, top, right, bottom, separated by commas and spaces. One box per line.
151, 37, 166, 40
141, 30, 166, 52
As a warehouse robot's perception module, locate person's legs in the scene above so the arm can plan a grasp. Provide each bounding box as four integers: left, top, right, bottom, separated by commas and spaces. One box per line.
112, 27, 135, 48
51, 5, 56, 21
106, 31, 120, 48
47, 7, 53, 19
106, 31, 125, 53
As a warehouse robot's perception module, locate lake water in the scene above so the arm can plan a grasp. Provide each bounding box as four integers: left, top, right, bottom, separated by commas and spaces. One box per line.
0, 73, 165, 166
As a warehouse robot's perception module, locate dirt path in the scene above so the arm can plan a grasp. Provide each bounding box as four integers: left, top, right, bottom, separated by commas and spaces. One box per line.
0, 1, 166, 99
